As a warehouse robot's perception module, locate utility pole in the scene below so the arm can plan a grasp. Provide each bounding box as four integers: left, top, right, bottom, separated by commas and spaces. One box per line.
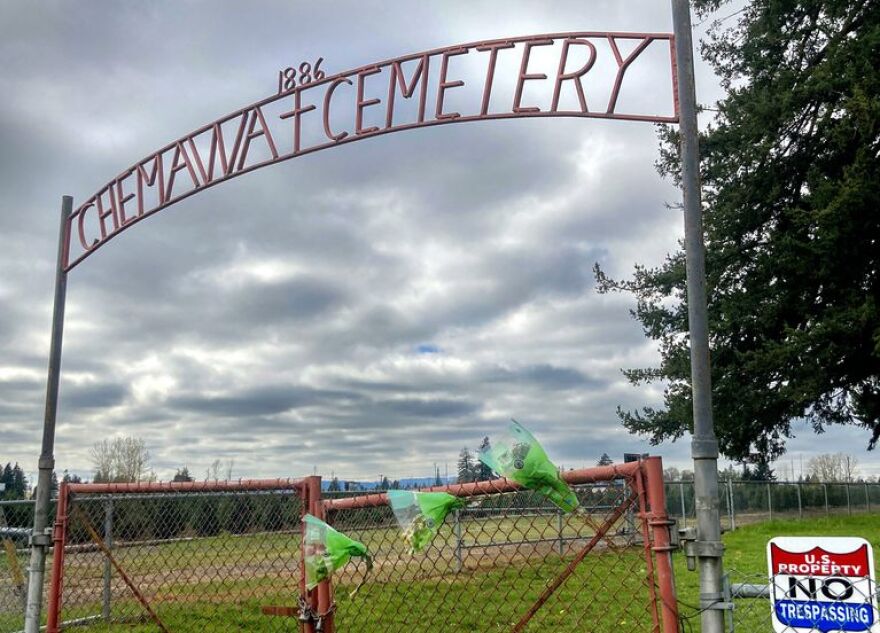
671, 3, 726, 633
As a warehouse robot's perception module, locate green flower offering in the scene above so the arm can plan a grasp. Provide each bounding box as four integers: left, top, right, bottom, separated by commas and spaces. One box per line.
479, 420, 579, 513
388, 490, 465, 553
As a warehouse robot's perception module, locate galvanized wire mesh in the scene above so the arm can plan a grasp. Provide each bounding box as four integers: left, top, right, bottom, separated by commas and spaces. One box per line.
666, 480, 880, 531
55, 484, 304, 632
325, 480, 665, 632
0, 502, 32, 633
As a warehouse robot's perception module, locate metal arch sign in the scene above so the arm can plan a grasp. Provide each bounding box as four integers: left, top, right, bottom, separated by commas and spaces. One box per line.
64, 31, 679, 271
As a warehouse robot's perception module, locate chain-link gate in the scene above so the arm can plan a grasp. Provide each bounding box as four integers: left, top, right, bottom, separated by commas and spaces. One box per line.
46, 479, 306, 632
315, 457, 678, 633
45, 460, 677, 632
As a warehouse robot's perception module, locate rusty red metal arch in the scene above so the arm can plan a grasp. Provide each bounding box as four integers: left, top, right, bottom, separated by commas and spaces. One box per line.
64, 31, 678, 271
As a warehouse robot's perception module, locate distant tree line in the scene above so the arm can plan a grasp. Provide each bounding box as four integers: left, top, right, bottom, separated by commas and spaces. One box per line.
0, 462, 28, 500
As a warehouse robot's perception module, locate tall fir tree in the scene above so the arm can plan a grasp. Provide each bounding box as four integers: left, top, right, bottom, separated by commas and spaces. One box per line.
457, 448, 475, 483
477, 437, 493, 481
596, 0, 880, 460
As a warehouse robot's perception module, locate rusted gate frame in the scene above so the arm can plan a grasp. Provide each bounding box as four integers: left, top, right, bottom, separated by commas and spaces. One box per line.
320, 457, 678, 633
46, 478, 306, 633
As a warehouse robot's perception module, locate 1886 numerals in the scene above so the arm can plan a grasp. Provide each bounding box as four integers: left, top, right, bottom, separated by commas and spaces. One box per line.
277, 58, 325, 94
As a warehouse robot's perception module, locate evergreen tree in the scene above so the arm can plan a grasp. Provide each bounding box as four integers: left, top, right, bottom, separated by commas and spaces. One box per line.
595, 0, 880, 460
328, 477, 341, 492
742, 459, 776, 481
12, 464, 27, 498
172, 467, 194, 482
457, 448, 475, 483
477, 437, 493, 480
597, 453, 613, 467
61, 470, 83, 484
0, 463, 12, 499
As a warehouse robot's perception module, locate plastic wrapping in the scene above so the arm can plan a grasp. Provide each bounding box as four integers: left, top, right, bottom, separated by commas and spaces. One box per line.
303, 514, 371, 592
479, 420, 579, 512
388, 490, 465, 553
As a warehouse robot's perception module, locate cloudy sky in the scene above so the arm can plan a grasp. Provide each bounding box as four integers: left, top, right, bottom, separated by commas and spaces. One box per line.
0, 0, 873, 484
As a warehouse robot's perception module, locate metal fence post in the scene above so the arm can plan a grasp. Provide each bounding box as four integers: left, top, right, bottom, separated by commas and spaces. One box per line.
307, 476, 328, 633
25, 197, 72, 633
767, 483, 772, 521
726, 478, 735, 531
557, 509, 564, 556
102, 499, 113, 621
796, 482, 802, 519
45, 484, 70, 633
824, 483, 829, 515
845, 483, 851, 516
643, 458, 680, 633
867, 482, 871, 513
671, 2, 726, 629
721, 573, 734, 633
679, 481, 687, 528
454, 509, 463, 572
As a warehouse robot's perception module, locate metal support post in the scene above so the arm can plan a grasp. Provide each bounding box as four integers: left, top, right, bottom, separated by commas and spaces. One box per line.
644, 457, 681, 633
680, 481, 687, 528
866, 482, 871, 513
25, 196, 72, 633
671, 2, 726, 631
796, 482, 802, 519
727, 478, 735, 531
557, 509, 564, 556
454, 510, 463, 572
845, 483, 851, 515
721, 574, 734, 633
767, 483, 772, 521
824, 483, 829, 515
102, 500, 114, 621
307, 476, 331, 633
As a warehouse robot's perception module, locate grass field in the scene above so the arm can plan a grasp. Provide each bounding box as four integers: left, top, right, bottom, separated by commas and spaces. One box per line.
1, 513, 877, 632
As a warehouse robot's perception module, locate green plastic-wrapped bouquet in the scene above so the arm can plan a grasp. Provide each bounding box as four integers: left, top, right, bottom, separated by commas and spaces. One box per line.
388, 490, 465, 553
479, 420, 579, 513
303, 514, 371, 594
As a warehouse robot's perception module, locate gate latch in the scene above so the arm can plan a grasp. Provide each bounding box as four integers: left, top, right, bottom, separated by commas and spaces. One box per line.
679, 526, 697, 571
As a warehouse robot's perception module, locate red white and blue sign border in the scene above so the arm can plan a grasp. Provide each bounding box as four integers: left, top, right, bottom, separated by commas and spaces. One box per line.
768, 536, 879, 633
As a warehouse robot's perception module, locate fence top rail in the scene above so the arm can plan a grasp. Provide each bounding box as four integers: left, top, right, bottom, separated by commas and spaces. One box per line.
323, 461, 644, 511
665, 478, 878, 485
66, 477, 305, 495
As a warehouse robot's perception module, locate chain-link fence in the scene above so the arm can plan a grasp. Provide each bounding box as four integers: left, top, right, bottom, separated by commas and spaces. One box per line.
47, 479, 305, 633
319, 458, 677, 633
0, 501, 33, 633
22, 461, 679, 633
666, 480, 880, 531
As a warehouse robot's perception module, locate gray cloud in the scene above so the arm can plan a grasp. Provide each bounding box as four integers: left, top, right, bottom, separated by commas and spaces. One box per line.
0, 0, 873, 484
61, 382, 129, 409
